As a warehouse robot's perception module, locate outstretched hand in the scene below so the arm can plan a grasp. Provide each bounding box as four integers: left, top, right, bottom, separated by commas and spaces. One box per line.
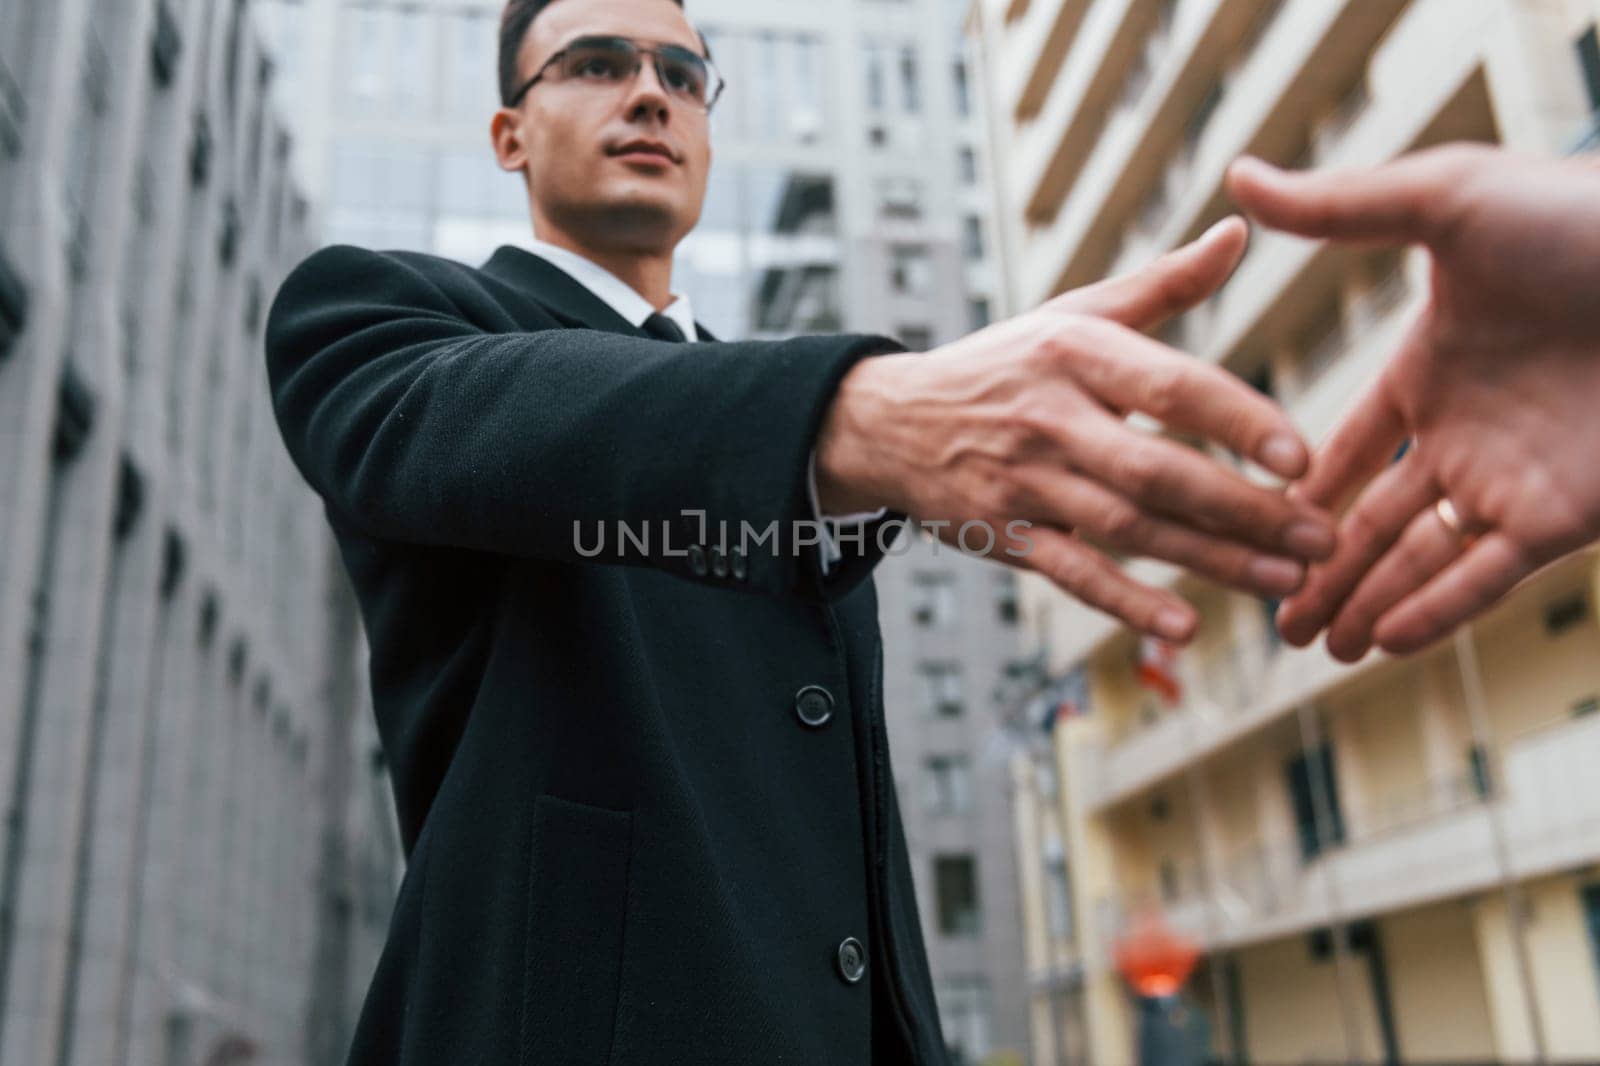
816, 216, 1335, 643
1227, 145, 1600, 660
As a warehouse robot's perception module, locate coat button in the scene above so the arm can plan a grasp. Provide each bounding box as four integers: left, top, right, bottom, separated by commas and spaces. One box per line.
794, 685, 835, 728
687, 545, 708, 576
731, 547, 748, 581
711, 545, 729, 578
836, 937, 866, 984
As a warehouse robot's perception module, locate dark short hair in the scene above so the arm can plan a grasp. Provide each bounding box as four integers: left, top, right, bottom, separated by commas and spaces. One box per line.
498, 0, 699, 107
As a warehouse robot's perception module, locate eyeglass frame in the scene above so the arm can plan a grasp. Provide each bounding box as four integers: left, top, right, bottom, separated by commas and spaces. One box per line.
506, 33, 727, 113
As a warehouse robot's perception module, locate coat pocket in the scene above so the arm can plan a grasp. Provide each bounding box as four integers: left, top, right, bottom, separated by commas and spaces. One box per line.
520, 795, 634, 1066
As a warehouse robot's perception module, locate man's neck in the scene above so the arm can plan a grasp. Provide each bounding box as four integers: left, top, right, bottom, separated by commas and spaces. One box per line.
530, 230, 676, 312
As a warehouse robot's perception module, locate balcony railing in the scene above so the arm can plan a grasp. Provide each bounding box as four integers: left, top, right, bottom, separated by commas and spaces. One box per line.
1093, 711, 1600, 952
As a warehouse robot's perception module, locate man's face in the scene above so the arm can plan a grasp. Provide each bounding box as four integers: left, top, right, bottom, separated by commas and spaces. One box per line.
495, 0, 712, 254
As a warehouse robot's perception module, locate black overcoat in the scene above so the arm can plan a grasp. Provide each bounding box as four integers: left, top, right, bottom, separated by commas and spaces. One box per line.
264, 242, 950, 1065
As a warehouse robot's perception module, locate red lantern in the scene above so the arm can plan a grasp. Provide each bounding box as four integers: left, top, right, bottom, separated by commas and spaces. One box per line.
1113, 907, 1200, 998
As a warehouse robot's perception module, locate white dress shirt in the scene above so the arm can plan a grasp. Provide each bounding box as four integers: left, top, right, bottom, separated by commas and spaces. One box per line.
518, 238, 887, 573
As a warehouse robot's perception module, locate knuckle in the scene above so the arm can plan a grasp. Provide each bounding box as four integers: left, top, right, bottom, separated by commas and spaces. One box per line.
1008, 401, 1063, 452
1341, 506, 1388, 552
1043, 545, 1089, 590
990, 417, 1036, 461
1137, 365, 1187, 417
980, 477, 1027, 517
1099, 501, 1146, 546
1218, 547, 1257, 586
1115, 449, 1164, 497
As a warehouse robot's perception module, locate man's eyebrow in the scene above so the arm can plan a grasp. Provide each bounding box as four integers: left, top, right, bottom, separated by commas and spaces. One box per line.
550, 31, 707, 57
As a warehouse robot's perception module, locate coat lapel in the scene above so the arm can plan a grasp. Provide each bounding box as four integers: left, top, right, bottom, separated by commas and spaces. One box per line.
480, 244, 718, 343
480, 244, 643, 337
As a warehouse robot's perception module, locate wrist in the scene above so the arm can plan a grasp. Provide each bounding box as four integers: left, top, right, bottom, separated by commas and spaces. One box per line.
814, 354, 912, 516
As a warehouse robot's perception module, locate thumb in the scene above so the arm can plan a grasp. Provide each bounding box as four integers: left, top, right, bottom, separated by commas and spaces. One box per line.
1226, 150, 1466, 245
1051, 216, 1249, 332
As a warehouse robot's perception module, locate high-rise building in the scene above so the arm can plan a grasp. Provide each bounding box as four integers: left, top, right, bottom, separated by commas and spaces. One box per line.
0, 1, 397, 1064
256, 0, 1030, 1059
969, 0, 1600, 1062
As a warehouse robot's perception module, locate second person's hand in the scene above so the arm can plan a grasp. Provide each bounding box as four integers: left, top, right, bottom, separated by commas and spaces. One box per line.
1229, 146, 1600, 660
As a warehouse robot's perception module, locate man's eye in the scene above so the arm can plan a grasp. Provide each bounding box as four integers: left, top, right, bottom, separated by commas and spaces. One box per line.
574, 56, 623, 78
663, 64, 701, 93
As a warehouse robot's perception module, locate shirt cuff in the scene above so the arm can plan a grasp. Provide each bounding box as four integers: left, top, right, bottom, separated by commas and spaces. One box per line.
807, 451, 889, 574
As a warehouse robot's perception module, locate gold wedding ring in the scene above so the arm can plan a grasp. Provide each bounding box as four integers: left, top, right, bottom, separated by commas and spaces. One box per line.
1435, 497, 1466, 540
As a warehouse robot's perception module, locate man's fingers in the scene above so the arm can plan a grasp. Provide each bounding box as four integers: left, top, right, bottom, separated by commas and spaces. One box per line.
1021, 471, 1307, 598
1276, 453, 1435, 647
1067, 422, 1333, 561
1323, 499, 1468, 662
1295, 317, 1418, 510
1019, 527, 1197, 643
1226, 149, 1470, 245
1065, 315, 1312, 480
1371, 534, 1534, 655
1053, 216, 1249, 333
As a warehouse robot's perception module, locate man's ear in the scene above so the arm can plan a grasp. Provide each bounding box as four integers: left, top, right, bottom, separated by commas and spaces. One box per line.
490, 108, 529, 173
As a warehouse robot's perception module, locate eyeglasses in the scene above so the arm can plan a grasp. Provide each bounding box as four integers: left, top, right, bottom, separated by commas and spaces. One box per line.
508, 34, 727, 113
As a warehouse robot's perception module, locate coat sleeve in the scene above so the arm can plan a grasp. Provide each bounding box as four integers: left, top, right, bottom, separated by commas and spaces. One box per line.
264, 244, 909, 601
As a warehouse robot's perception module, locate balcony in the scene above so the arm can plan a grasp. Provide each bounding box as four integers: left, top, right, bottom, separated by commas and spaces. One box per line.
1020, 0, 1411, 309
1002, 0, 1094, 122
1011, 0, 1150, 225
1097, 711, 1600, 952
1200, 50, 1494, 374
1082, 637, 1382, 813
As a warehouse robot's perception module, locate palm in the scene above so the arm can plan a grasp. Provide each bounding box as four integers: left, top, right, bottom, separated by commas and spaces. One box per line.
1230, 146, 1600, 658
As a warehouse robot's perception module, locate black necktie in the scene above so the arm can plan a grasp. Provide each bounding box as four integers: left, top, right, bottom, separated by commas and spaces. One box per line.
642, 312, 689, 343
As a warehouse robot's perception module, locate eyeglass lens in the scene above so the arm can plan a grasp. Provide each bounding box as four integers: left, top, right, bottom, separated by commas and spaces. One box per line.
557, 37, 713, 106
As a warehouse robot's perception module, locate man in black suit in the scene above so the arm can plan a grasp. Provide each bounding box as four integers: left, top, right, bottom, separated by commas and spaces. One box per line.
264, 0, 1337, 1062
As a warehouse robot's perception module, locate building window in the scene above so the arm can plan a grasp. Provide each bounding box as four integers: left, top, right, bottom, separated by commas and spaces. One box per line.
391, 8, 435, 119
1578, 24, 1600, 113
952, 59, 971, 117
889, 244, 932, 295
994, 570, 1017, 623
754, 33, 781, 138
0, 241, 26, 360
1246, 361, 1274, 398
150, 0, 183, 87
897, 324, 934, 352
925, 754, 973, 815
1581, 884, 1600, 1001
962, 216, 984, 261
958, 145, 978, 185
449, 11, 497, 118
912, 571, 956, 627
1035, 758, 1057, 798
1183, 80, 1225, 156
1260, 597, 1281, 655
1467, 743, 1493, 800
1043, 838, 1073, 939
878, 175, 923, 219
920, 661, 964, 718
899, 46, 921, 114
939, 976, 992, 1061
1544, 592, 1588, 635
790, 35, 823, 141
864, 41, 886, 111
935, 855, 982, 935
1285, 742, 1346, 862
345, 7, 390, 110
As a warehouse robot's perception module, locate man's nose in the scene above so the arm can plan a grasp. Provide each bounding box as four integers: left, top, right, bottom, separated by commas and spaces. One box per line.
625, 59, 672, 123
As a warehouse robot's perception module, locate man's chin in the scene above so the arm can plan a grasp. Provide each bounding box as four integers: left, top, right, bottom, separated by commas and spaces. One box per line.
576, 189, 689, 240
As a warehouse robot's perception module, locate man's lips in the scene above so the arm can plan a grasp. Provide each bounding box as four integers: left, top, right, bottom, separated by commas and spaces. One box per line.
608, 141, 678, 166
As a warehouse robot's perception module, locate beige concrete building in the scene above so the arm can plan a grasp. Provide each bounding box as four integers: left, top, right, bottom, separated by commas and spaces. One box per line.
968, 0, 1600, 1061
